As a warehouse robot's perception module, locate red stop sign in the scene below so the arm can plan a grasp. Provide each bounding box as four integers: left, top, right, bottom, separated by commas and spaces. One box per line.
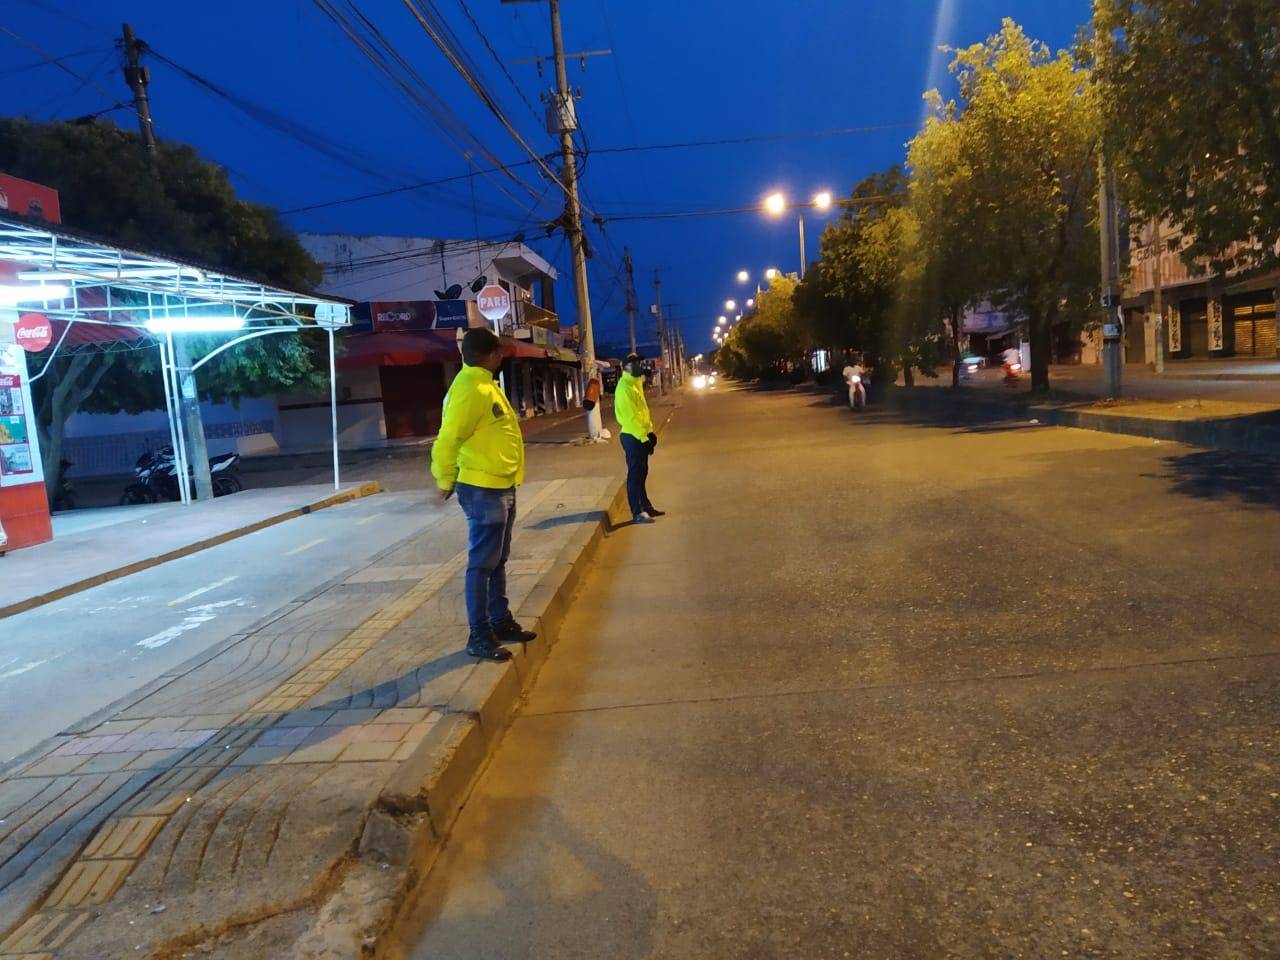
476, 284, 511, 322
14, 313, 53, 352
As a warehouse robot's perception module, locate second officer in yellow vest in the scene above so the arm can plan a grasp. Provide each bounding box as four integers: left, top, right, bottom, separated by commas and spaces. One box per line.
614, 353, 664, 524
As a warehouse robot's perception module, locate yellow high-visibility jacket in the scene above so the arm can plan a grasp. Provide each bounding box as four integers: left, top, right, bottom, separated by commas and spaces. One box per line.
431, 364, 525, 490
614, 371, 654, 441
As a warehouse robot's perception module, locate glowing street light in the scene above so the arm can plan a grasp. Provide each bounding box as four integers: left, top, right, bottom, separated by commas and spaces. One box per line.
746, 298, 755, 308
725, 299, 737, 312
718, 315, 727, 324
813, 190, 833, 211
736, 270, 750, 284
763, 191, 787, 216
765, 267, 780, 281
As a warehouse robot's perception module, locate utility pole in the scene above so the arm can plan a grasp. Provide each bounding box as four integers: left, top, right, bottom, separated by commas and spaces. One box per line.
653, 269, 667, 394
623, 246, 638, 355
1097, 154, 1123, 399
547, 0, 601, 438
122, 23, 214, 500
1150, 217, 1165, 374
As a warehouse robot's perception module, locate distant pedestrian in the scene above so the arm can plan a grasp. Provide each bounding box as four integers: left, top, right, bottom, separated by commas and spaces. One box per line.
431, 328, 537, 663
614, 352, 664, 524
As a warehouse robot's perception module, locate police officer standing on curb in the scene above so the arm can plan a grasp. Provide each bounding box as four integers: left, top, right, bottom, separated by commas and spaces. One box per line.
432, 328, 537, 663
614, 353, 665, 525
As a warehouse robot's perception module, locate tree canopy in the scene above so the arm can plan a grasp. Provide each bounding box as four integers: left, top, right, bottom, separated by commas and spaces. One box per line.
1093, 0, 1280, 275
908, 20, 1101, 391
0, 117, 325, 492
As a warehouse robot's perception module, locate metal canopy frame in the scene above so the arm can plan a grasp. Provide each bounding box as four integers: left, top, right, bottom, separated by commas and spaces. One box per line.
0, 214, 353, 503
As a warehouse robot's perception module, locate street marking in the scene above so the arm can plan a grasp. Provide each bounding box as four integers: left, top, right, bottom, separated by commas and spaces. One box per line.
284, 537, 326, 556
137, 598, 247, 650
355, 512, 383, 526
167, 575, 239, 607
0, 658, 50, 681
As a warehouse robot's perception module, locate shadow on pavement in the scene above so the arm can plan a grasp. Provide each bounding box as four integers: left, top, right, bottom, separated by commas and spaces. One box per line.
1161, 448, 1280, 510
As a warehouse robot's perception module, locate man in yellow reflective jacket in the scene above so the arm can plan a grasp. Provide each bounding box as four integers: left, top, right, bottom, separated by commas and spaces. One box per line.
432, 328, 535, 662
614, 353, 664, 524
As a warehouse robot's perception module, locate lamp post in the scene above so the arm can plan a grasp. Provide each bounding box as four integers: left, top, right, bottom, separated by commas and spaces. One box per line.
764, 190, 832, 279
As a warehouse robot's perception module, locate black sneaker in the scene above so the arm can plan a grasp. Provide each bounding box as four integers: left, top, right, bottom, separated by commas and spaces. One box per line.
492, 617, 537, 644
646, 508, 666, 517
466, 635, 512, 662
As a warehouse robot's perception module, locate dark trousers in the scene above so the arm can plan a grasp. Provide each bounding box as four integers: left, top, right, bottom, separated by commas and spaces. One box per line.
455, 483, 517, 640
621, 433, 655, 517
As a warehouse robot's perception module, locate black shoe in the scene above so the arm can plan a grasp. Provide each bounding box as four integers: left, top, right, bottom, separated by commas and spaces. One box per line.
492, 616, 537, 644
645, 508, 666, 517
466, 635, 512, 662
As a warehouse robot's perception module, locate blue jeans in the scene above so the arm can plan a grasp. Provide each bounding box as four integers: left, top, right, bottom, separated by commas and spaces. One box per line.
621, 433, 655, 518
455, 483, 517, 640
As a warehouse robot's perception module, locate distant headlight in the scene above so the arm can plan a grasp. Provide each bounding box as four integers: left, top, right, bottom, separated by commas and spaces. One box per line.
692, 374, 708, 389
709, 375, 717, 385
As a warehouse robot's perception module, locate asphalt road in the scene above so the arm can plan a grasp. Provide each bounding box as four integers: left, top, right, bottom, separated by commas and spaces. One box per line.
399, 384, 1280, 959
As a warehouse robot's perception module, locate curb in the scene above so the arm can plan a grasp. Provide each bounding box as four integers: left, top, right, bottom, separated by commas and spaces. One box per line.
291, 480, 630, 959
887, 389, 1280, 456
0, 481, 383, 620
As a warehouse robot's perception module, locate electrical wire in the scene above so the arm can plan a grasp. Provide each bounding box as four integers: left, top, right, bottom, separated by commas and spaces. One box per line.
454, 0, 542, 125
0, 46, 106, 78
398, 0, 592, 217
0, 25, 128, 112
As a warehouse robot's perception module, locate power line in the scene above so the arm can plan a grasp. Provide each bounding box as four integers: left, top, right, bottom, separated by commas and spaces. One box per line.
0, 46, 106, 79
454, 0, 542, 125
398, 0, 587, 217
275, 122, 914, 216
0, 25, 128, 111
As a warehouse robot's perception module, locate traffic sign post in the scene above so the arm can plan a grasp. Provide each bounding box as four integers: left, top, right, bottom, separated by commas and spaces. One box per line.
475, 285, 511, 393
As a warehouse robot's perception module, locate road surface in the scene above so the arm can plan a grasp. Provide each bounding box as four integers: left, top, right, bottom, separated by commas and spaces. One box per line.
400, 383, 1280, 960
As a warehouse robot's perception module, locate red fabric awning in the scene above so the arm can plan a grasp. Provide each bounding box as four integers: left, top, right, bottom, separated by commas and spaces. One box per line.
337, 330, 460, 369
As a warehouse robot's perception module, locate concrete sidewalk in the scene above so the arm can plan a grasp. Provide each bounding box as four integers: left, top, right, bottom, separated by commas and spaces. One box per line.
0, 483, 381, 619
0, 474, 627, 959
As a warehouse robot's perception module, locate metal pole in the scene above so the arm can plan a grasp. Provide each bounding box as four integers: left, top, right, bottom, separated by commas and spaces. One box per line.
156, 338, 184, 502
653, 268, 666, 394
548, 0, 602, 439
1097, 156, 1123, 399
165, 331, 193, 504
328, 327, 340, 491
1151, 217, 1165, 374
798, 213, 807, 279
624, 246, 638, 355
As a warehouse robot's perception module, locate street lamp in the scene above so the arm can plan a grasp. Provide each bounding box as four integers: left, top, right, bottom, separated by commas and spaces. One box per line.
736, 270, 750, 284
725, 299, 736, 312
764, 189, 834, 279
764, 267, 779, 281
746, 298, 755, 309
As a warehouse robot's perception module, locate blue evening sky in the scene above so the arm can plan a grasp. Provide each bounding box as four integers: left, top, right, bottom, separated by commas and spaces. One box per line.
3, 0, 1090, 353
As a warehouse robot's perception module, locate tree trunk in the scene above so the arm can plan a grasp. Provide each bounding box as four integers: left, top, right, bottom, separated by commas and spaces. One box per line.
950, 304, 963, 388
1029, 305, 1052, 393
39, 352, 117, 504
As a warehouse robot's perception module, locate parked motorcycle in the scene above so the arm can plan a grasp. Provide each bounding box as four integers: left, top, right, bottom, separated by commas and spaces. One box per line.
121, 446, 244, 504
1002, 360, 1023, 386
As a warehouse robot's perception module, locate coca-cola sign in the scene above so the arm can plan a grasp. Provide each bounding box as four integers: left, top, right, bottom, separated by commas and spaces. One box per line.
14, 313, 53, 352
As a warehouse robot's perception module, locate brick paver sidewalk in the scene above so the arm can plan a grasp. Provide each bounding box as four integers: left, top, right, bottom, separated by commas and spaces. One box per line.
0, 476, 613, 959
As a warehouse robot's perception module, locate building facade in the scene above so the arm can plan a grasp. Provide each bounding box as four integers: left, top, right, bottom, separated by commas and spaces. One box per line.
1122, 220, 1279, 364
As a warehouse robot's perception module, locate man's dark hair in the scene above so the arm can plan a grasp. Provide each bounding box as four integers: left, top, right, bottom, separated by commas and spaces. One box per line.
461, 327, 501, 366
624, 352, 643, 364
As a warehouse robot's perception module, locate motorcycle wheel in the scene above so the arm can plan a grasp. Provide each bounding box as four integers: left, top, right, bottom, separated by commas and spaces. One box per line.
120, 485, 152, 506
213, 475, 244, 497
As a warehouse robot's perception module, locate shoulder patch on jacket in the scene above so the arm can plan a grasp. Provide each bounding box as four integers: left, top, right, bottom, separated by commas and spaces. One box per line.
492, 402, 503, 418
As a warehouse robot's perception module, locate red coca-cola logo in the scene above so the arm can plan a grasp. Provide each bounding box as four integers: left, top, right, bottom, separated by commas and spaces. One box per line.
14, 313, 52, 352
